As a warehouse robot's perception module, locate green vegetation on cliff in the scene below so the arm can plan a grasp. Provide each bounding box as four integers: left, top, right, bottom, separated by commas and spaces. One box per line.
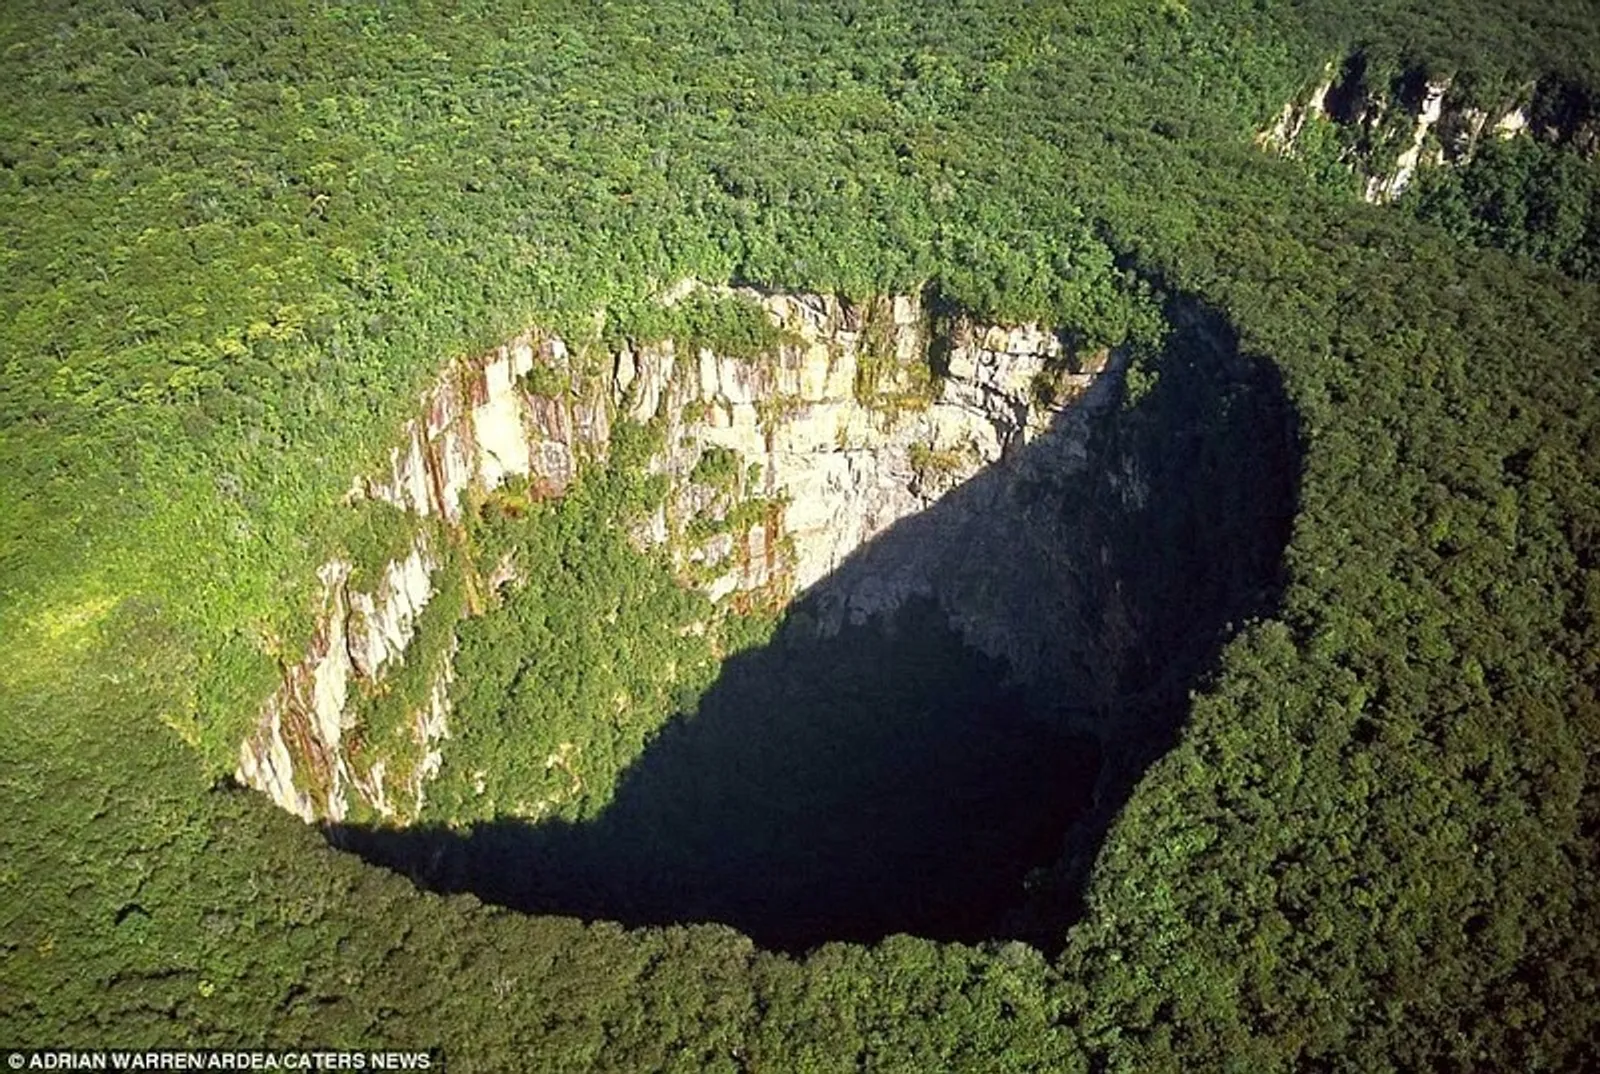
430, 427, 724, 825
3, 0, 1599, 1070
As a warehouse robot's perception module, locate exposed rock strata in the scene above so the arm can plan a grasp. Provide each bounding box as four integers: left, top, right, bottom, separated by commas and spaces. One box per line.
1258, 60, 1596, 204
238, 289, 1114, 823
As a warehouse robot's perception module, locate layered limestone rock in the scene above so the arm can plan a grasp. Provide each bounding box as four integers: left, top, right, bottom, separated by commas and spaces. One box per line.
237, 544, 442, 822
357, 332, 601, 519
239, 333, 600, 823
626, 289, 1102, 598
1363, 78, 1451, 203
1494, 108, 1529, 138
1256, 64, 1338, 154
1255, 59, 1597, 203
237, 287, 1115, 823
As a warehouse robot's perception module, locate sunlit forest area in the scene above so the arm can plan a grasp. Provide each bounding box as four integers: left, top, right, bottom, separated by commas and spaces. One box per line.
3, 0, 1599, 1069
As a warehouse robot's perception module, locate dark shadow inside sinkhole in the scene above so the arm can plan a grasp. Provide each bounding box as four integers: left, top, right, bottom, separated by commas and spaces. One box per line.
329, 298, 1300, 954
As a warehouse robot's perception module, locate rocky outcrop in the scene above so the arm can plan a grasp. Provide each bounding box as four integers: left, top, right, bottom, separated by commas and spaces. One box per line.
236, 287, 1115, 823
626, 289, 1102, 597
237, 544, 446, 822
1258, 57, 1597, 204
1363, 77, 1451, 202
1256, 64, 1338, 156
795, 335, 1127, 687
356, 333, 604, 520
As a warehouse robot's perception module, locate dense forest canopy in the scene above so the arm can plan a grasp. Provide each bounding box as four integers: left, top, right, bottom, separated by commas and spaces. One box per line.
3, 0, 1599, 1070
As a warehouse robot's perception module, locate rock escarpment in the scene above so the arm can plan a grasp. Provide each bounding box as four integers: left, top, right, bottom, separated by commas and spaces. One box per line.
238, 288, 1114, 823
1259, 56, 1598, 203
323, 295, 1299, 949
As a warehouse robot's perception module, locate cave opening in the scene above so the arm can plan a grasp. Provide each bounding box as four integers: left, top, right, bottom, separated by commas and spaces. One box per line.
331, 297, 1300, 954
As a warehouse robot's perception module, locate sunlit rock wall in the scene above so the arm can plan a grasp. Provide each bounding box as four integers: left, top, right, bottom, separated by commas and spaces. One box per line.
1257, 61, 1596, 204
236, 287, 1114, 823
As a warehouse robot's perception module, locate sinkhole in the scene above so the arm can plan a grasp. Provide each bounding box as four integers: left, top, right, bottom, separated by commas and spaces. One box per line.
331, 298, 1299, 954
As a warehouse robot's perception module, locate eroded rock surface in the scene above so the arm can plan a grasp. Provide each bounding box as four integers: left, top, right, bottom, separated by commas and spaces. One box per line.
237, 287, 1116, 822
1258, 58, 1597, 204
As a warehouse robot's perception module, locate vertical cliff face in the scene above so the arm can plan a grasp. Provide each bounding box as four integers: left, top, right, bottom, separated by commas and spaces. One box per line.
323, 295, 1298, 949
237, 288, 1112, 824
1258, 58, 1596, 203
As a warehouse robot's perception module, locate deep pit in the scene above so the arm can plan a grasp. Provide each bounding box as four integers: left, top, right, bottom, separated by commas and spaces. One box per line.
332, 298, 1299, 953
